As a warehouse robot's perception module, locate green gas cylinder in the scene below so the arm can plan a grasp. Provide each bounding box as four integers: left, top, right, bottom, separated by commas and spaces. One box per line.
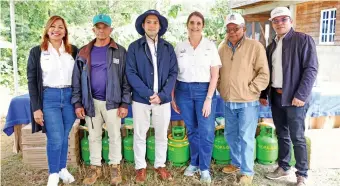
124, 117, 133, 126
81, 130, 90, 165
146, 128, 155, 164
102, 129, 109, 163
254, 139, 257, 161
123, 128, 134, 163
167, 126, 189, 167
172, 126, 185, 140
256, 126, 278, 165
212, 129, 231, 164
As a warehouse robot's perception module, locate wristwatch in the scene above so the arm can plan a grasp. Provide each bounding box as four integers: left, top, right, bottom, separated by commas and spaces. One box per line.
206, 96, 212, 100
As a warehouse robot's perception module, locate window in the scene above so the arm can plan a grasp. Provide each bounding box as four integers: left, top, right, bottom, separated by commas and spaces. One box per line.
320, 8, 336, 44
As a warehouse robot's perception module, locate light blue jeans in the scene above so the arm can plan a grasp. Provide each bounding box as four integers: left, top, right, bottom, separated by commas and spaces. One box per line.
43, 87, 76, 174
224, 105, 258, 176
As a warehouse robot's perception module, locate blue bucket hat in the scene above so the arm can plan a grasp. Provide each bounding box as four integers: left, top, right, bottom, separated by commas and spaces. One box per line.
135, 10, 168, 36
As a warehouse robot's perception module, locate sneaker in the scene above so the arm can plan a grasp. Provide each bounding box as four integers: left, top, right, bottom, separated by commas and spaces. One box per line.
59, 168, 75, 184
297, 176, 307, 186
239, 175, 253, 186
110, 164, 122, 185
83, 165, 102, 185
135, 168, 147, 183
222, 164, 240, 173
200, 170, 212, 184
154, 167, 173, 181
265, 167, 290, 180
184, 165, 199, 176
47, 173, 59, 186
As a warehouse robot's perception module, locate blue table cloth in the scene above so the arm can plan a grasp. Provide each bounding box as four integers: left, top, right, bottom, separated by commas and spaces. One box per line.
3, 94, 31, 136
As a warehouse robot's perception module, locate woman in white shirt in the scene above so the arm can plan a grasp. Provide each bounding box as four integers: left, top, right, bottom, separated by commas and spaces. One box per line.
27, 16, 78, 186
172, 11, 221, 184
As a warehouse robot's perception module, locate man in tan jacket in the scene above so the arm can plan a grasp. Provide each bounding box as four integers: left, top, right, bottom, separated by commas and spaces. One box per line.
217, 13, 269, 185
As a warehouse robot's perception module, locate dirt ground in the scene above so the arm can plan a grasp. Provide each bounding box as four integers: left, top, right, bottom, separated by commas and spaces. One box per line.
1, 118, 340, 186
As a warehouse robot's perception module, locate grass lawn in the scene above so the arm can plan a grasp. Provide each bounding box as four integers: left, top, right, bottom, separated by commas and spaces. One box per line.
1, 118, 340, 186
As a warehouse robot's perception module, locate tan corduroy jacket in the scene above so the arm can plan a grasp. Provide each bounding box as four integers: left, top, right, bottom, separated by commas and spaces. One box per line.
217, 37, 270, 102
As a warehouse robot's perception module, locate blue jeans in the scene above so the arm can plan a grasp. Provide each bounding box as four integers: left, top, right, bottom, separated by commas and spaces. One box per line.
175, 81, 217, 171
43, 87, 76, 174
224, 105, 258, 176
271, 90, 308, 178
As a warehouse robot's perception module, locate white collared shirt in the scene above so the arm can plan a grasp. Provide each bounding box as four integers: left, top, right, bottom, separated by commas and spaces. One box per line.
40, 42, 75, 87
271, 33, 287, 88
175, 37, 222, 82
146, 36, 158, 93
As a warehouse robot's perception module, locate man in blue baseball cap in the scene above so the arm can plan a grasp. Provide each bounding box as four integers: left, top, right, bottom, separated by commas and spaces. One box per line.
72, 14, 131, 185
126, 10, 178, 183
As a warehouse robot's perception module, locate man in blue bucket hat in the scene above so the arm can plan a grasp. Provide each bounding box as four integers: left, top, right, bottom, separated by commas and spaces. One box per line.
126, 10, 178, 183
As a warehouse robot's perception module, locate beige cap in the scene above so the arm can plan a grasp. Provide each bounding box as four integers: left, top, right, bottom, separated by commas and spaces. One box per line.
269, 7, 291, 21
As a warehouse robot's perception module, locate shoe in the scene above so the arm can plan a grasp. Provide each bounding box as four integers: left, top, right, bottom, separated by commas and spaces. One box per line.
265, 167, 290, 180
154, 167, 173, 181
222, 164, 240, 173
83, 165, 102, 185
110, 164, 122, 185
239, 175, 253, 186
184, 165, 199, 176
47, 173, 59, 186
296, 176, 307, 186
135, 168, 147, 183
200, 170, 212, 184
59, 168, 75, 184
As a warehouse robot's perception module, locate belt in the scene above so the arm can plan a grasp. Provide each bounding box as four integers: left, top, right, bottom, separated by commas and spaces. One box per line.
43, 85, 71, 89
272, 87, 283, 94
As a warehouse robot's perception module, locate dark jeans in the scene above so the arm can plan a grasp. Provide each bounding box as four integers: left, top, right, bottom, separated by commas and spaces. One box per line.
175, 81, 217, 171
271, 90, 309, 178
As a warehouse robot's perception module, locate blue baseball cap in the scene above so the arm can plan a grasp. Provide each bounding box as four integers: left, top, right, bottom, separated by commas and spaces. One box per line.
93, 14, 112, 26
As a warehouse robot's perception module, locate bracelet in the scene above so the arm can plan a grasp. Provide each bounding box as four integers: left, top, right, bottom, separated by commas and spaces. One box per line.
206, 96, 212, 100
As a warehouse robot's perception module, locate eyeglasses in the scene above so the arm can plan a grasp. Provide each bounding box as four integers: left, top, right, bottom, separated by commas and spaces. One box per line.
272, 17, 290, 24
226, 26, 242, 33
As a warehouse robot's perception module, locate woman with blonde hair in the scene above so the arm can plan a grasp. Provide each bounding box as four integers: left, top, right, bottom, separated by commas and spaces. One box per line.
27, 15, 78, 186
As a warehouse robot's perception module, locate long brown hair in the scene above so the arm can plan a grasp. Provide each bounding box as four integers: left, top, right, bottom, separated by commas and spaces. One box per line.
40, 15, 72, 54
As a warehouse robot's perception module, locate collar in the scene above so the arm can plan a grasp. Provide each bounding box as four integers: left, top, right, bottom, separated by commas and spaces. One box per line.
275, 31, 289, 42
48, 40, 65, 53
227, 36, 245, 49
274, 27, 294, 42
140, 35, 165, 46
186, 36, 205, 47
78, 37, 118, 60
145, 34, 158, 44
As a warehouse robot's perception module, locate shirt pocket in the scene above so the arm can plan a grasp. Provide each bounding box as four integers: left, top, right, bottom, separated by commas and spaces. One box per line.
201, 48, 213, 67
177, 52, 190, 73
40, 55, 52, 73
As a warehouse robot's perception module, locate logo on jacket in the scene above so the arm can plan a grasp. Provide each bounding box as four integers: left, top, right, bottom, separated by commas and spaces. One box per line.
113, 58, 120, 64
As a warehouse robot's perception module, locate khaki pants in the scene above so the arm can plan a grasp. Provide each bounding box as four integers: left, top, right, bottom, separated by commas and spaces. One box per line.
85, 99, 122, 166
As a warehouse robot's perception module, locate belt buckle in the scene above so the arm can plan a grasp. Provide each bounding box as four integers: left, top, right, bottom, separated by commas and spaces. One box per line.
276, 88, 283, 94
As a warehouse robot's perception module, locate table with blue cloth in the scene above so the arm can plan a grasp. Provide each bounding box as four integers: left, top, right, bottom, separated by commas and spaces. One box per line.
3, 94, 31, 153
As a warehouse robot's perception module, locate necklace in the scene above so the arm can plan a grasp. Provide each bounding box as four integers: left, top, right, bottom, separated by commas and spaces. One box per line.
146, 33, 158, 57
